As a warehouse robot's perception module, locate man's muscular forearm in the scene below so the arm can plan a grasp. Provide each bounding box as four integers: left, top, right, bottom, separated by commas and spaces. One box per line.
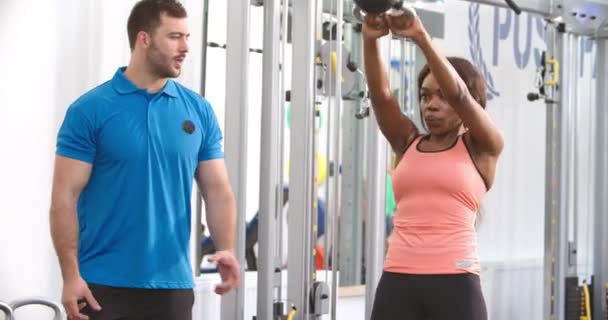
205, 189, 236, 252
50, 201, 81, 281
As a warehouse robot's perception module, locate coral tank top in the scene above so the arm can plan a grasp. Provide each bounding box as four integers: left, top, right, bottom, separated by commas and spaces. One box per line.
385, 135, 487, 275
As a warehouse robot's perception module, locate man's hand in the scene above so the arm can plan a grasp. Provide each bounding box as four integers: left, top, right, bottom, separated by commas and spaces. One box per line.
208, 250, 241, 295
62, 277, 101, 320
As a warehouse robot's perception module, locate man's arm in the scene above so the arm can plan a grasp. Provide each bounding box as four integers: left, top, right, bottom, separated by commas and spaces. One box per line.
50, 155, 100, 319
50, 156, 91, 281
195, 159, 240, 294
195, 159, 236, 252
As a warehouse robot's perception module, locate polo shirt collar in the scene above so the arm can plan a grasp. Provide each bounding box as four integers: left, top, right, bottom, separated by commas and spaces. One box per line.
112, 67, 178, 98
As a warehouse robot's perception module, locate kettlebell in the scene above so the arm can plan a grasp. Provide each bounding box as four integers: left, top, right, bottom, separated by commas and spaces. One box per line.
353, 0, 400, 14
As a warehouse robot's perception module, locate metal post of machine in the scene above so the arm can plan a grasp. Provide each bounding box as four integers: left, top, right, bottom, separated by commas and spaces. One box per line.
339, 19, 365, 287
194, 0, 210, 278
288, 0, 317, 318
327, 0, 344, 318
222, 1, 250, 319
569, 34, 582, 280
408, 40, 417, 119
563, 33, 578, 279
398, 38, 406, 113
364, 110, 388, 320
257, 0, 284, 318
363, 42, 389, 320
593, 37, 608, 320
276, 0, 290, 303
543, 22, 566, 320
562, 32, 583, 320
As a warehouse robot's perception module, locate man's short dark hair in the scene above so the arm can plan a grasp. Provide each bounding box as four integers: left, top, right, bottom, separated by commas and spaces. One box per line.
127, 0, 187, 50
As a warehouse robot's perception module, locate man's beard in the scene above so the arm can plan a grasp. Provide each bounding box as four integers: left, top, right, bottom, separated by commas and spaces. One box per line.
147, 44, 180, 78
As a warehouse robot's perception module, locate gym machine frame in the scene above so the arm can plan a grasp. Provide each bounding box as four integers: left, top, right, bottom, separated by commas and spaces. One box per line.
204, 0, 608, 319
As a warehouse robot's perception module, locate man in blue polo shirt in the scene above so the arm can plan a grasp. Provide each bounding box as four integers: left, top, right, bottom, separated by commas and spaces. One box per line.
49, 1, 239, 319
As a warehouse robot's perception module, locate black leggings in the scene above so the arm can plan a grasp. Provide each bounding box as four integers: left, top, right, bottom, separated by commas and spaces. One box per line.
82, 283, 194, 320
371, 272, 487, 320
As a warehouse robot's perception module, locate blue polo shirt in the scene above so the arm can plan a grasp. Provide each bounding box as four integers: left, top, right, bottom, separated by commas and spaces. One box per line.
56, 67, 224, 289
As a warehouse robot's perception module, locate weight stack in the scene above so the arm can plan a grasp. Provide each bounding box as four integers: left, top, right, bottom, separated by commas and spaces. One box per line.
565, 277, 580, 320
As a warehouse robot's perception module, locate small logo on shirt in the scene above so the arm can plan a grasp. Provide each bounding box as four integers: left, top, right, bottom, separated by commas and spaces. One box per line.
182, 120, 196, 134
455, 260, 472, 268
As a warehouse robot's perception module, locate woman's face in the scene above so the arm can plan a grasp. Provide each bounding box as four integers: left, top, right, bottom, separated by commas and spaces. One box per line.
419, 73, 463, 135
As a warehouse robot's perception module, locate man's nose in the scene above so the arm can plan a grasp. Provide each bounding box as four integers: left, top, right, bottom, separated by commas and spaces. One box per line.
180, 39, 189, 53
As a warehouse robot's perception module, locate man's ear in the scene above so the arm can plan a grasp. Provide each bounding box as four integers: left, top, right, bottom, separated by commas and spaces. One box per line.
137, 31, 150, 48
